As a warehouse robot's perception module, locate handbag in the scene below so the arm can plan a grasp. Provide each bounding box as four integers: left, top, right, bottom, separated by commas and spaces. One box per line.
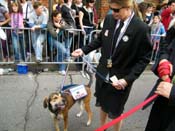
0, 27, 7, 40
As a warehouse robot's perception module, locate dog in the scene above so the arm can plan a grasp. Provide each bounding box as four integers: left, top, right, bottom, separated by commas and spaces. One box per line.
43, 71, 93, 131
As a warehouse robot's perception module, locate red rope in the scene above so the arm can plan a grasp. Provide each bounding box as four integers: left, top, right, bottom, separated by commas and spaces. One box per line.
94, 94, 158, 131
94, 61, 171, 131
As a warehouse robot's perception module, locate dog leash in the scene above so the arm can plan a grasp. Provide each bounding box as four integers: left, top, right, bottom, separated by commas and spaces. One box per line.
60, 63, 70, 93
81, 56, 112, 84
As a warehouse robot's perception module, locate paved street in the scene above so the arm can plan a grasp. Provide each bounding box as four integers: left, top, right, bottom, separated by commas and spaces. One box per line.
0, 70, 157, 131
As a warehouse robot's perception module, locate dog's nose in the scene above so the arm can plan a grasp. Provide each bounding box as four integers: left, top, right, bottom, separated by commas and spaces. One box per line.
55, 103, 59, 107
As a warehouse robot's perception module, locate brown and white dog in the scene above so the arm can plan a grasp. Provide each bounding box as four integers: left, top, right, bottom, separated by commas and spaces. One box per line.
43, 72, 93, 131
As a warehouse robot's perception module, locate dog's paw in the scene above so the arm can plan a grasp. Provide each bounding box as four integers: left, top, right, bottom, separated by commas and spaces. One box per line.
76, 113, 82, 117
76, 111, 83, 117
86, 120, 91, 126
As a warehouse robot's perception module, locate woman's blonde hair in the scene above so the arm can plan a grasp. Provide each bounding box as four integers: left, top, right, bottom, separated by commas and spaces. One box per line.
109, 0, 141, 19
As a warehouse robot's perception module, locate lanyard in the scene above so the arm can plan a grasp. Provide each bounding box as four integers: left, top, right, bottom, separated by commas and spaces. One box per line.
110, 12, 134, 59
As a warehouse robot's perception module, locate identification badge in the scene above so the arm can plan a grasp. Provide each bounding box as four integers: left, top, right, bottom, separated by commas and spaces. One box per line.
107, 59, 112, 68
69, 85, 87, 100
110, 75, 118, 83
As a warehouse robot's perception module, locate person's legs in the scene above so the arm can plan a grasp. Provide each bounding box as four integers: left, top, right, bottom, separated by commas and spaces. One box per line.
12, 32, 20, 61
31, 31, 37, 58
19, 34, 26, 61
113, 120, 122, 131
100, 108, 108, 126
35, 33, 45, 61
64, 36, 72, 61
100, 108, 123, 131
0, 39, 8, 61
53, 40, 66, 72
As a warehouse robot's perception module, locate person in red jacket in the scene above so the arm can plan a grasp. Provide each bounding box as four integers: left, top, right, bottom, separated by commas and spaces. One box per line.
161, 0, 175, 31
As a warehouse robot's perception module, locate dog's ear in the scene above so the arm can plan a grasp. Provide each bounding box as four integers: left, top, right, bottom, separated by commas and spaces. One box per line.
43, 97, 48, 108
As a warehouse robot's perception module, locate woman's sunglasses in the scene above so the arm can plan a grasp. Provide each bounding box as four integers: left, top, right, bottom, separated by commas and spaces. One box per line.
110, 7, 123, 13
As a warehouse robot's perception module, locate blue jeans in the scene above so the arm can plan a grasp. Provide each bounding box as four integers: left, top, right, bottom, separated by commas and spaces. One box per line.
12, 32, 26, 61
64, 36, 72, 59
31, 30, 45, 61
50, 38, 67, 71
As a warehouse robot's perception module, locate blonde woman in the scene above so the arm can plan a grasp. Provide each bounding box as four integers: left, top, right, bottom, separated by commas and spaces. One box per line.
72, 0, 152, 130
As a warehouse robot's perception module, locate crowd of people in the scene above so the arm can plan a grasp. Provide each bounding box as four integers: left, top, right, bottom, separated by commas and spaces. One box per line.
0, 0, 174, 71
0, 0, 99, 75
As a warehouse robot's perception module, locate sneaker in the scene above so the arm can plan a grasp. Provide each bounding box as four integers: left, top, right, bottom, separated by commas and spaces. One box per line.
26, 52, 31, 62
58, 70, 66, 75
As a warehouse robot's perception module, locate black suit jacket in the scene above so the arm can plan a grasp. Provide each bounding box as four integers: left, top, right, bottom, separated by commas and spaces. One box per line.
82, 14, 152, 85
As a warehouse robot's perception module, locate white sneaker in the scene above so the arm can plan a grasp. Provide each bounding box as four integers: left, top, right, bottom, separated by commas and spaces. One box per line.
58, 70, 66, 75
26, 52, 31, 62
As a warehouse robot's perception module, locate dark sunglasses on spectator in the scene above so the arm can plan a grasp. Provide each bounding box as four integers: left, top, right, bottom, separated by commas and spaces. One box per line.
110, 7, 123, 13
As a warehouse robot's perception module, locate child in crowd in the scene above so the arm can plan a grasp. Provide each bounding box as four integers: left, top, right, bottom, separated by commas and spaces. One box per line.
150, 12, 166, 64
9, 1, 26, 62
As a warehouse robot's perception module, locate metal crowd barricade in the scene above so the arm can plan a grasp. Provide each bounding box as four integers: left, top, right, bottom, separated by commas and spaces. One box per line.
0, 27, 48, 64
0, 27, 90, 65
150, 34, 166, 64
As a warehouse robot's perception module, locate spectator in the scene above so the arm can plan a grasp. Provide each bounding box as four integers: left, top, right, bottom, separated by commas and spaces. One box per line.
20, 0, 33, 27
28, 1, 48, 63
0, 3, 10, 62
138, 2, 149, 21
19, 0, 34, 61
161, 0, 175, 31
9, 1, 26, 62
150, 12, 166, 64
145, 2, 154, 25
92, 0, 98, 28
61, 0, 76, 61
79, 0, 96, 46
71, 0, 83, 29
53, 0, 64, 11
71, 0, 83, 50
47, 10, 69, 75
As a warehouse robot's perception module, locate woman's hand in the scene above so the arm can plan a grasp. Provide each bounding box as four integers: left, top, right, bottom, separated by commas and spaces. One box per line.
112, 79, 128, 90
155, 81, 172, 99
71, 49, 84, 57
